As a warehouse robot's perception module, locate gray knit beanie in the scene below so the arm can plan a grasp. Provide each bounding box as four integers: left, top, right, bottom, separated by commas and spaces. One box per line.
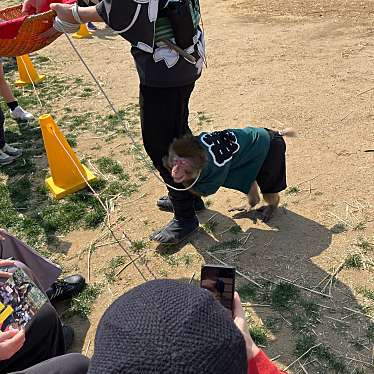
88, 279, 247, 373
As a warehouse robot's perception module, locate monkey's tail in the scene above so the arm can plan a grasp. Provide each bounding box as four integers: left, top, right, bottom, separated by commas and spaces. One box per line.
278, 128, 297, 137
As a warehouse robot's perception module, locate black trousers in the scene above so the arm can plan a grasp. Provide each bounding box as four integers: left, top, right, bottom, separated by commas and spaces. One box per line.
0, 303, 65, 374
9, 353, 89, 374
0, 107, 5, 148
139, 84, 196, 218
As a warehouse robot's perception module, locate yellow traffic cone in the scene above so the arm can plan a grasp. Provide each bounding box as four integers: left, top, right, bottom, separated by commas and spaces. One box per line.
15, 55, 46, 87
39, 114, 97, 199
72, 24, 92, 39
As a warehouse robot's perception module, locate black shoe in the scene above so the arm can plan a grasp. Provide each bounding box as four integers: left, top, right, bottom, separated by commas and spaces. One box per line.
63, 325, 74, 351
157, 195, 206, 213
150, 216, 199, 245
47, 274, 86, 303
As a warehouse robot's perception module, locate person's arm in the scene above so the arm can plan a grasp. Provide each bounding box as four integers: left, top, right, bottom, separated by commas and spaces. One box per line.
248, 350, 286, 374
232, 293, 285, 374
49, 2, 104, 23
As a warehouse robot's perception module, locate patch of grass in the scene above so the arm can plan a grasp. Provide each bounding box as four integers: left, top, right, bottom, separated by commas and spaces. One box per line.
355, 237, 373, 253
202, 219, 218, 234
8, 177, 32, 208
208, 239, 241, 252
229, 225, 242, 234
353, 222, 366, 231
294, 334, 316, 357
179, 253, 194, 266
330, 223, 347, 234
271, 282, 299, 310
81, 87, 93, 97
356, 287, 374, 302
367, 322, 374, 342
130, 142, 155, 172
237, 283, 258, 302
285, 186, 300, 195
314, 345, 348, 373
264, 317, 282, 333
295, 335, 348, 373
91, 144, 102, 151
196, 111, 212, 127
158, 269, 168, 277
33, 55, 50, 65
249, 324, 269, 346
300, 299, 320, 318
101, 180, 138, 199
0, 185, 45, 248
62, 112, 95, 132
104, 256, 126, 284
70, 283, 103, 318
66, 133, 78, 148
130, 240, 148, 253
96, 157, 126, 177
160, 253, 179, 267
344, 253, 363, 269
291, 314, 310, 331
39, 200, 87, 234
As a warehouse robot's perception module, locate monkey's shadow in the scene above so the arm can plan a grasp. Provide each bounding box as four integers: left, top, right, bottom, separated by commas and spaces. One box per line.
181, 208, 368, 366
189, 207, 333, 284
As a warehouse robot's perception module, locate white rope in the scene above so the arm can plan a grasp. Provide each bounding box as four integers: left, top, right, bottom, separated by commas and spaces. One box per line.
62, 31, 201, 192
18, 50, 149, 281
71, 3, 84, 24
53, 17, 80, 34
18, 56, 43, 109
51, 128, 148, 281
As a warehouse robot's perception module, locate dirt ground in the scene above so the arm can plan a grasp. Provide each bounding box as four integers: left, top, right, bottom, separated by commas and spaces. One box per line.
3, 0, 374, 372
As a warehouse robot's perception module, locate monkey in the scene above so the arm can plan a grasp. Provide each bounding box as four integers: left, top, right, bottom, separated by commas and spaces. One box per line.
163, 126, 296, 222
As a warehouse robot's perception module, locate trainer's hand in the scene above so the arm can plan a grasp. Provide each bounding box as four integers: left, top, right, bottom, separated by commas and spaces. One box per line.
233, 292, 260, 360
22, 0, 50, 15
0, 329, 25, 360
49, 3, 77, 23
0, 259, 16, 279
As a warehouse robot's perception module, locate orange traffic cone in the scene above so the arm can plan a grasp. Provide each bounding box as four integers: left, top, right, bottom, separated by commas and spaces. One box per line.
15, 55, 45, 87
39, 114, 97, 199
72, 24, 92, 39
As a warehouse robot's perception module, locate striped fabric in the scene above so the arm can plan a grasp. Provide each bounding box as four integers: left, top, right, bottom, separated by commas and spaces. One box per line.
155, 0, 200, 42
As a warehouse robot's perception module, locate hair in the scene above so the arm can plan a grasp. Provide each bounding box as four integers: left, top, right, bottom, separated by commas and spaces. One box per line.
170, 134, 208, 170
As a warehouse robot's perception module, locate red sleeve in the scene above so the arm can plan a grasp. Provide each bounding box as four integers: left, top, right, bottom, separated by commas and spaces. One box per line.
248, 351, 285, 374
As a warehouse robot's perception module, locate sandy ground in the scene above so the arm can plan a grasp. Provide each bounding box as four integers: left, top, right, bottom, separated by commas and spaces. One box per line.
2, 0, 374, 371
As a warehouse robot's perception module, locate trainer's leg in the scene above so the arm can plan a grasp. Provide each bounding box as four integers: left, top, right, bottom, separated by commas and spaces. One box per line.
139, 84, 199, 244
9, 353, 89, 374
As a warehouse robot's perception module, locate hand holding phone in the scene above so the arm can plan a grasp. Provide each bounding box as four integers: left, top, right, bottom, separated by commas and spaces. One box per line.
200, 264, 235, 312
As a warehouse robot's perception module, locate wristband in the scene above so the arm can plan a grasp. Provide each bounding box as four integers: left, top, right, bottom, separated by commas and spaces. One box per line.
71, 3, 84, 24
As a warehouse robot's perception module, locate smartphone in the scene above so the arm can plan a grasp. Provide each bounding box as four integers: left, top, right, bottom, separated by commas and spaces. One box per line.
200, 264, 235, 313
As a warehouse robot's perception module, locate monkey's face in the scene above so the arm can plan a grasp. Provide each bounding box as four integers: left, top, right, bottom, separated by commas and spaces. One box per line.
171, 157, 198, 184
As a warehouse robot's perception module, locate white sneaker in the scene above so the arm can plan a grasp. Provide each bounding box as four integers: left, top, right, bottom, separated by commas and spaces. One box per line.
2, 143, 22, 158
0, 149, 15, 166
10, 106, 34, 122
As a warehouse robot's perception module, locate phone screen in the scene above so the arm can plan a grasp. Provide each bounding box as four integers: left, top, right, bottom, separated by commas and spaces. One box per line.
200, 265, 235, 312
